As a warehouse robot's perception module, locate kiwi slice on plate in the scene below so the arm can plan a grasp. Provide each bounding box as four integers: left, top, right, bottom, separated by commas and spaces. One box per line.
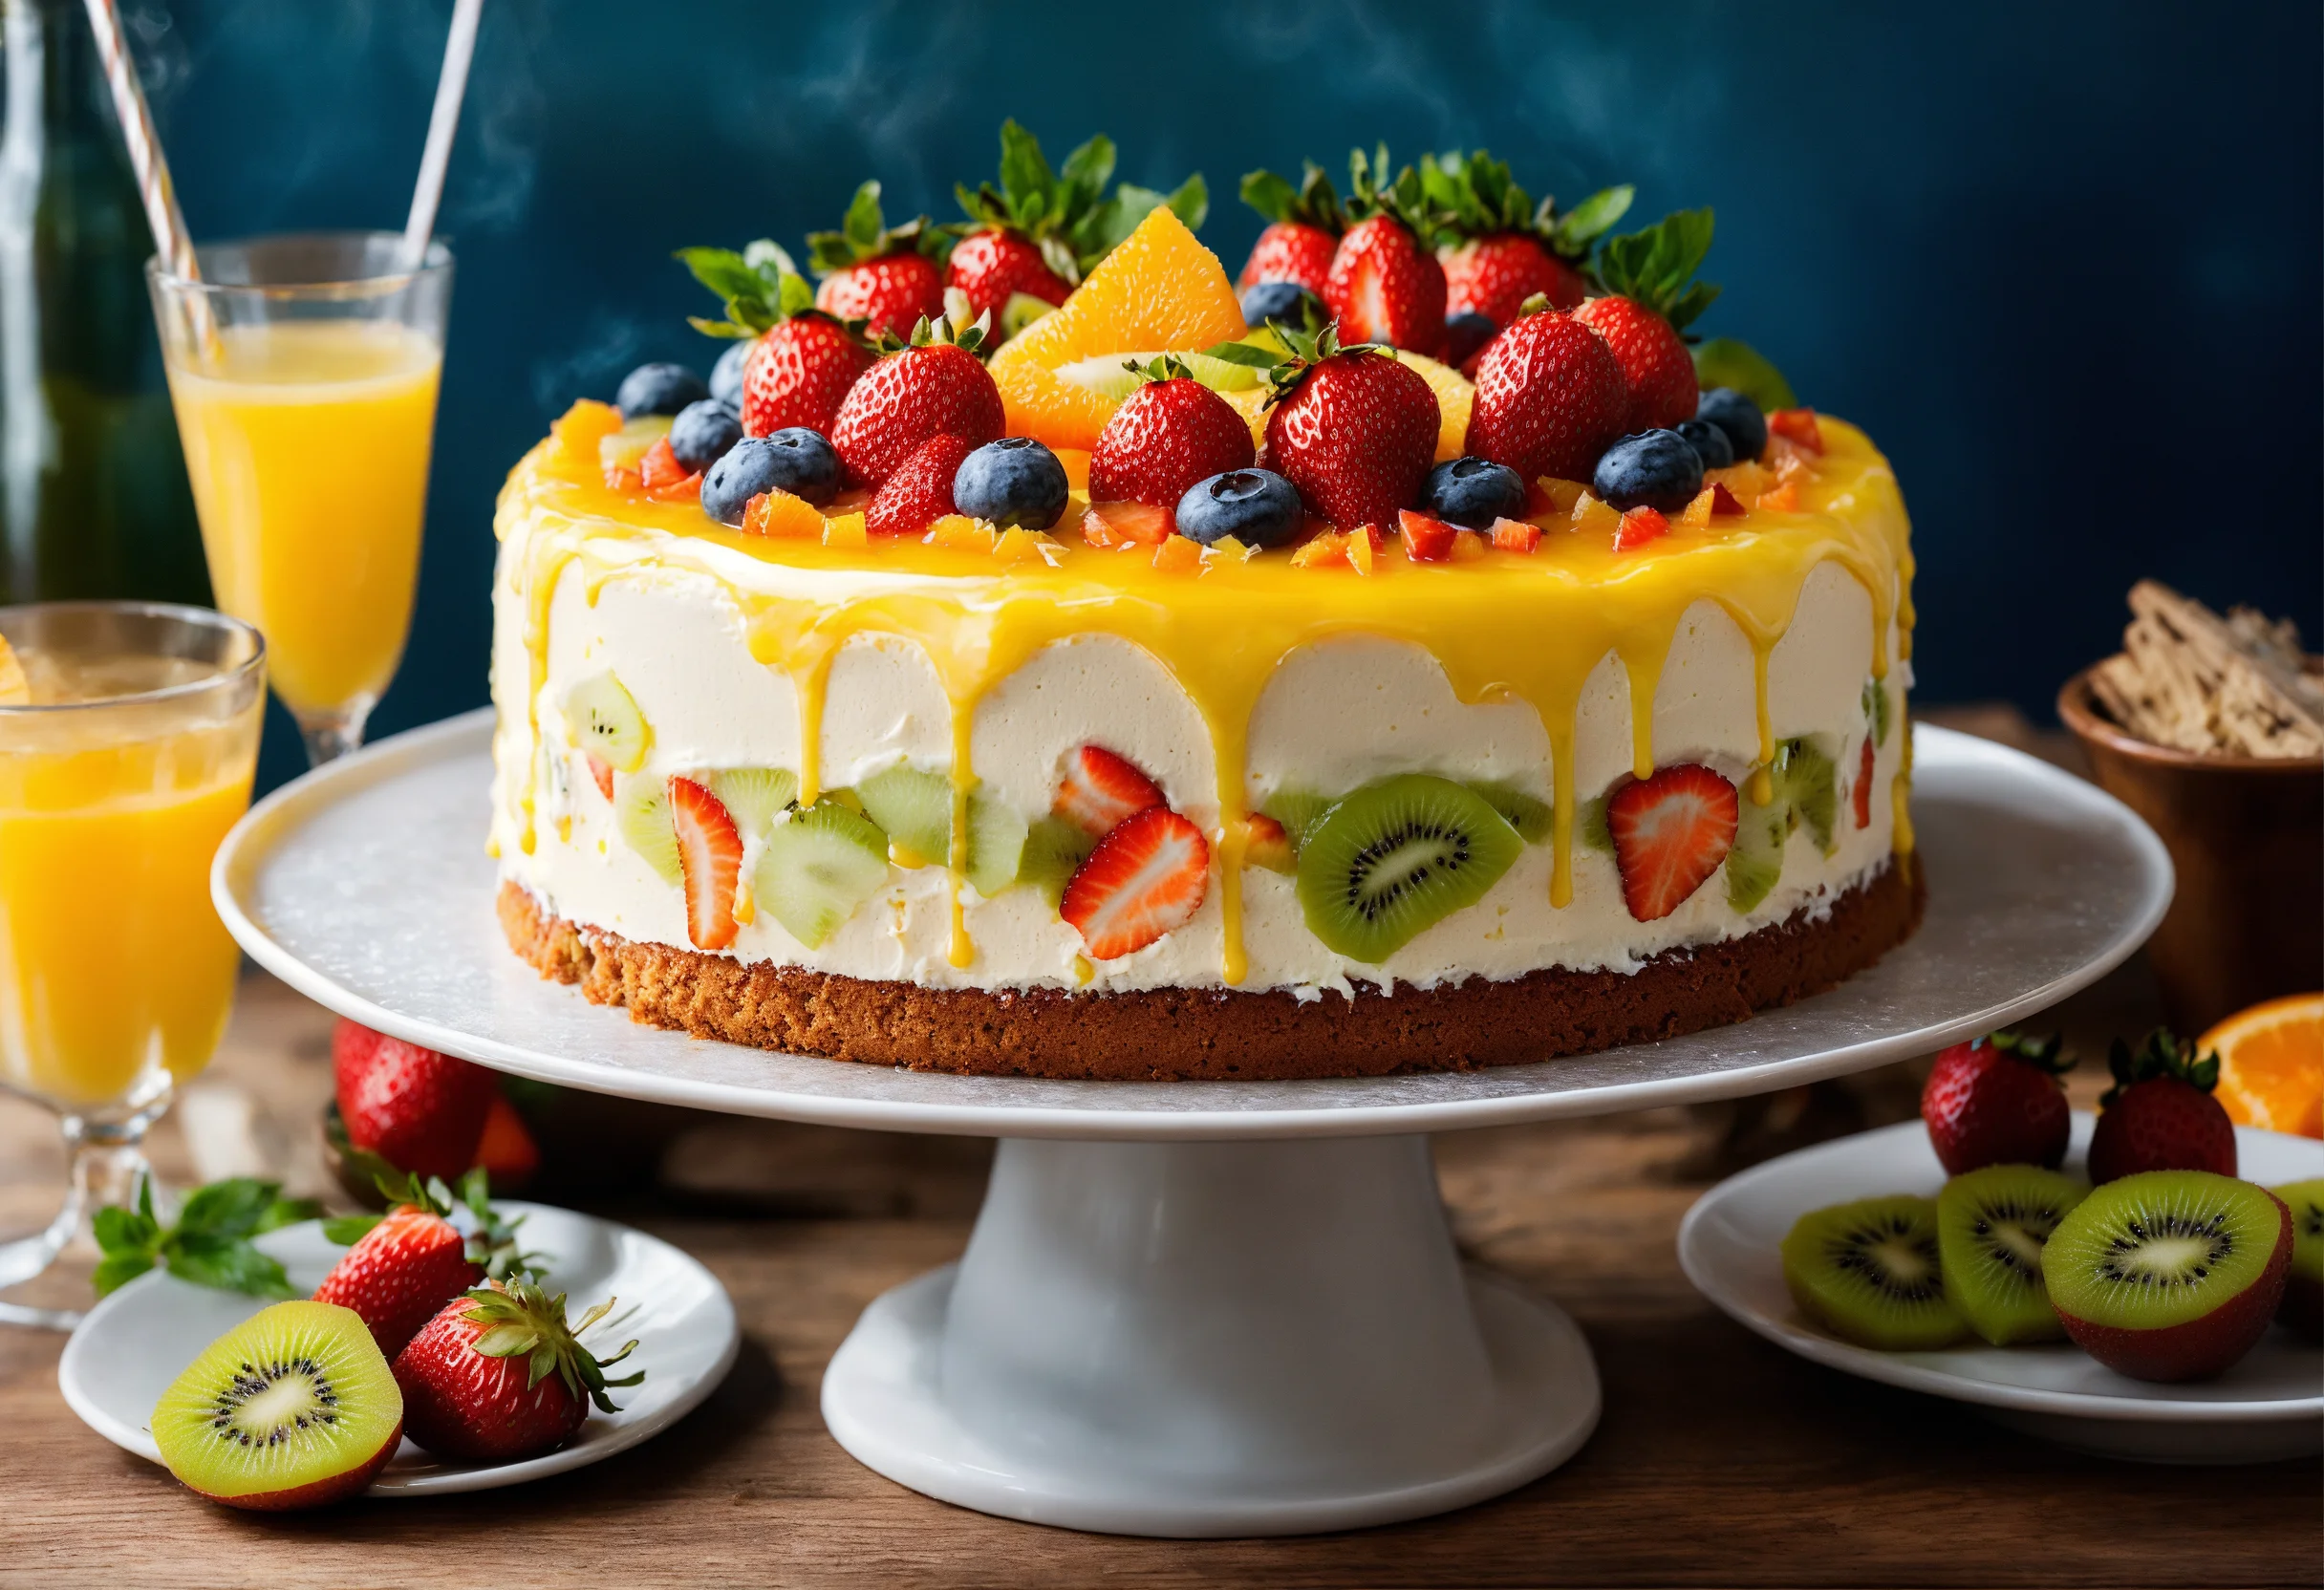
756, 800, 891, 948
1936, 1165, 2087, 1344
2041, 1170, 2292, 1381
2274, 1177, 2323, 1339
152, 1300, 402, 1511
1780, 1194, 1967, 1350
564, 673, 650, 774
1294, 774, 1521, 962
614, 773, 683, 884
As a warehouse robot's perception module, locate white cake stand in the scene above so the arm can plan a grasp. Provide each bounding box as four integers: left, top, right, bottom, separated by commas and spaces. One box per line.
212, 711, 2171, 1537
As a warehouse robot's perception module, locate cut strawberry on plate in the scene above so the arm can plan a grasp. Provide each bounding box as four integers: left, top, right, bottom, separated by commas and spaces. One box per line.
668, 775, 743, 951
1606, 763, 1739, 921
1060, 806, 1210, 959
1054, 744, 1165, 837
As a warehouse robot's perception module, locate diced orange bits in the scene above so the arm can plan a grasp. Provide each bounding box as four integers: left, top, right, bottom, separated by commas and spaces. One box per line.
1083, 499, 1173, 548
823, 511, 869, 549
1242, 811, 1295, 873
1289, 529, 1350, 569
741, 489, 825, 539
1571, 492, 1621, 537
1532, 477, 1587, 517
1767, 407, 1824, 454
925, 514, 999, 552
645, 472, 701, 503
603, 465, 643, 493
1151, 534, 1201, 575
1449, 530, 1487, 561
551, 399, 623, 464
1397, 509, 1459, 563
1489, 516, 1541, 553
1679, 487, 1716, 530
1756, 480, 1800, 513
1709, 482, 1749, 518
1612, 505, 1668, 551
1710, 460, 1771, 501
638, 435, 689, 492
1346, 524, 1379, 575
993, 526, 1061, 565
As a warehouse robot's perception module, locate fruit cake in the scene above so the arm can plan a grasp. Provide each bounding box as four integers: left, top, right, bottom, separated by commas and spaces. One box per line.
489, 131, 1922, 1081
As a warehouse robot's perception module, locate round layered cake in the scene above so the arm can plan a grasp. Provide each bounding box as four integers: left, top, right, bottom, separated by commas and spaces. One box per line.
490, 168, 1920, 1081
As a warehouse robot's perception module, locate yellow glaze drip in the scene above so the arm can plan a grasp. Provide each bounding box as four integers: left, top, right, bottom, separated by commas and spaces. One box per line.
496, 416, 1915, 978
1893, 716, 1917, 855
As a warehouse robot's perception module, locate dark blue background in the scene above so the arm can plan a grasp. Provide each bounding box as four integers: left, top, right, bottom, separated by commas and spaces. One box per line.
136, 0, 2322, 789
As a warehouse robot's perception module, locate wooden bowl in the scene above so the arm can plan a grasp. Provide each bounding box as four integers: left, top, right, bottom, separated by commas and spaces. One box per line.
2058, 667, 2323, 1034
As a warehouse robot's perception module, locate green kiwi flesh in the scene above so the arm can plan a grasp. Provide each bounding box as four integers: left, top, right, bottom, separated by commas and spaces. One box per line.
850, 763, 1026, 894
1469, 781, 1553, 844
756, 800, 891, 948
1017, 815, 1096, 906
1780, 1194, 1967, 1350
1775, 737, 1839, 856
1724, 780, 1788, 913
614, 774, 683, 884
705, 767, 799, 841
2041, 1170, 2282, 1332
152, 1300, 402, 1510
564, 673, 650, 772
2270, 1176, 2322, 1338
1936, 1165, 2087, 1344
1294, 774, 1521, 962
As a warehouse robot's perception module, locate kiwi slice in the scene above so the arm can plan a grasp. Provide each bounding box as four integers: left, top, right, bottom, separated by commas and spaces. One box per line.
1780, 1194, 1967, 1350
1000, 290, 1057, 341
1471, 781, 1553, 845
1578, 792, 1614, 853
1257, 788, 1333, 854
152, 1300, 403, 1511
1937, 1165, 2088, 1344
756, 800, 891, 948
1863, 676, 1892, 746
1725, 780, 1788, 913
2275, 1177, 2323, 1339
1294, 774, 1521, 962
596, 413, 672, 477
1775, 737, 1839, 856
1017, 815, 1097, 907
851, 763, 1026, 895
706, 767, 799, 842
564, 673, 650, 774
1054, 350, 1261, 398
614, 773, 683, 884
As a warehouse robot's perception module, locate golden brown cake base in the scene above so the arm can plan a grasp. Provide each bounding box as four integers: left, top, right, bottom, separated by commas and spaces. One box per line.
498, 858, 1925, 1082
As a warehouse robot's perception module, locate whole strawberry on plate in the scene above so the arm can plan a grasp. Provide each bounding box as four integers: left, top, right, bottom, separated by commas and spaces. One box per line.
829, 315, 1004, 489
678, 240, 875, 439
315, 1169, 527, 1358
1425, 149, 1630, 327
1920, 1029, 2076, 1174
1237, 161, 1345, 295
394, 1278, 643, 1464
1323, 145, 1448, 355
2089, 1028, 2239, 1184
1571, 207, 1721, 432
803, 181, 948, 343
1087, 355, 1256, 527
334, 1019, 499, 1181
1259, 320, 1439, 534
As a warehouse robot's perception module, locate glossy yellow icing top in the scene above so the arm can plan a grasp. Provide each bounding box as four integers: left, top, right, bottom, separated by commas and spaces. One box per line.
497, 411, 1913, 982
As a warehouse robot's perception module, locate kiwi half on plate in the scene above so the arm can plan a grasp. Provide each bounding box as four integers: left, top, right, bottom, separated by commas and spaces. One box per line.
152, 1300, 403, 1510
1293, 774, 1522, 962
2274, 1177, 2323, 1340
1936, 1165, 2087, 1345
2041, 1170, 2292, 1382
1780, 1193, 1967, 1350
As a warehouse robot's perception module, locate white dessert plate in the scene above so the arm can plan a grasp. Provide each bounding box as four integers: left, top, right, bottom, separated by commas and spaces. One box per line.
1678, 1114, 2324, 1463
56, 1202, 740, 1494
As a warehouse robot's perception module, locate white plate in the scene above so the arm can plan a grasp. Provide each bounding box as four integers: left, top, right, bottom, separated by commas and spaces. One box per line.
1678, 1115, 2324, 1463
56, 1202, 740, 1494
209, 711, 2172, 1141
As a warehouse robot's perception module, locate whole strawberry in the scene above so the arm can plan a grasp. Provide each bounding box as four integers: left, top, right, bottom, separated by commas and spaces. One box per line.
1571, 207, 1721, 432
1237, 161, 1345, 293
868, 433, 975, 538
1260, 323, 1439, 533
2089, 1029, 2239, 1184
804, 181, 948, 342
313, 1170, 520, 1358
1323, 146, 1447, 355
1462, 305, 1628, 483
678, 240, 876, 438
829, 317, 1004, 489
946, 227, 1071, 323
394, 1278, 641, 1464
1920, 1030, 2075, 1174
1087, 357, 1256, 515
333, 1020, 497, 1180
1426, 150, 1629, 326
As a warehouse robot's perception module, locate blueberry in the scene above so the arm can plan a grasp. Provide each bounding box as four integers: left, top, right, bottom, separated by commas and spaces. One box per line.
1695, 387, 1766, 462
952, 437, 1068, 530
1591, 430, 1704, 514
1419, 455, 1525, 528
1237, 280, 1325, 333
708, 340, 752, 412
1174, 468, 1304, 548
670, 399, 744, 474
700, 429, 843, 525
1672, 417, 1734, 471
615, 361, 709, 419
1443, 311, 1498, 371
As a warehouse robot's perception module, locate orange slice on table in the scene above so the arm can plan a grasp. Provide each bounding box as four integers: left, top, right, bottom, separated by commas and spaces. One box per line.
0, 634, 27, 704
988, 206, 1247, 453
2202, 992, 2324, 1138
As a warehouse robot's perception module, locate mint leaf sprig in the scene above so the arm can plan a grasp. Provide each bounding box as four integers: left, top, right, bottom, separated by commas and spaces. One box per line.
93, 1176, 322, 1300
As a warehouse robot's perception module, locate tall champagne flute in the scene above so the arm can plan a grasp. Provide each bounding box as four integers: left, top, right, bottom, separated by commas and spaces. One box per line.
146, 232, 450, 764
0, 601, 263, 1328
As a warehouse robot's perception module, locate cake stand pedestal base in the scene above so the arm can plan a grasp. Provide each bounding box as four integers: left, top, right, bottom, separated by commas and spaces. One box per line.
820, 1134, 1599, 1537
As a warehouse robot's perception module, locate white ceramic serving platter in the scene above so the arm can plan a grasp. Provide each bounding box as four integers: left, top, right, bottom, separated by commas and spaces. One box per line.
57, 1203, 740, 1493
1679, 1114, 2324, 1463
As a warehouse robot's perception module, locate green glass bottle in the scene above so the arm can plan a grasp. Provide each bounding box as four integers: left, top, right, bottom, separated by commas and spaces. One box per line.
0, 0, 206, 606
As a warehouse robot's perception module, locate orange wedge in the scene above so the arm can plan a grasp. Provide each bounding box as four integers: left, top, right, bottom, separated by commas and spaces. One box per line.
0, 634, 26, 705
2202, 992, 2324, 1138
989, 206, 1247, 452
1395, 352, 1474, 463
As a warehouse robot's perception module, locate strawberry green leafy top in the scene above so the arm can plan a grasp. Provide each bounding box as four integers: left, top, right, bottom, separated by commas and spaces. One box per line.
956, 119, 1208, 286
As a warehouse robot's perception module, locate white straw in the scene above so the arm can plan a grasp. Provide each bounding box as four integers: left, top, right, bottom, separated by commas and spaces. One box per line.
79, 0, 197, 282
400, 0, 483, 270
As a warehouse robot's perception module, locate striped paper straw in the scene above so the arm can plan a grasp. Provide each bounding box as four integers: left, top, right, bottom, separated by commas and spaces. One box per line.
79, 0, 199, 285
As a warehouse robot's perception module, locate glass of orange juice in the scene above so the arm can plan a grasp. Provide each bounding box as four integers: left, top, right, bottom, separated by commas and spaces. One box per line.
146, 232, 450, 765
0, 602, 264, 1327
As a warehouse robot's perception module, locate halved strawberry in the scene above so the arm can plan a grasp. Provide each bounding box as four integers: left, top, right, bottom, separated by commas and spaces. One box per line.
638, 435, 689, 492
1854, 734, 1875, 828
1607, 763, 1739, 921
1613, 505, 1668, 551
1768, 407, 1824, 454
1059, 806, 1210, 959
668, 776, 742, 951
1082, 500, 1173, 548
585, 755, 614, 801
1397, 509, 1458, 563
1055, 745, 1165, 836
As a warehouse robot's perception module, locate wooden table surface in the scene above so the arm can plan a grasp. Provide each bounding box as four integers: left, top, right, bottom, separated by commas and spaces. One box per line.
1, 712, 2318, 1588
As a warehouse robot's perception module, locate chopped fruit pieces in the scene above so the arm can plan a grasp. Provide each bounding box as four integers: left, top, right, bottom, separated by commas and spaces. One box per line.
668, 776, 742, 952
992, 526, 1061, 565
1060, 806, 1211, 960
1397, 509, 1458, 562
637, 435, 689, 492
1756, 480, 1799, 512
1488, 517, 1540, 552
1151, 535, 1201, 575
869, 433, 976, 538
741, 488, 826, 539
1082, 499, 1173, 548
1767, 406, 1824, 453
1289, 529, 1347, 569
2202, 994, 2324, 1139
1710, 481, 1748, 517
1243, 811, 1295, 873
1571, 492, 1621, 537
1853, 734, 1875, 828
1921, 1030, 2075, 1174
923, 513, 998, 551
823, 511, 868, 548
1679, 487, 1716, 530
585, 755, 613, 801
1532, 476, 1586, 517
1613, 506, 1669, 552
1346, 523, 1379, 574
551, 399, 623, 466
1607, 763, 1739, 921
1054, 744, 1165, 837
1449, 531, 1486, 561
